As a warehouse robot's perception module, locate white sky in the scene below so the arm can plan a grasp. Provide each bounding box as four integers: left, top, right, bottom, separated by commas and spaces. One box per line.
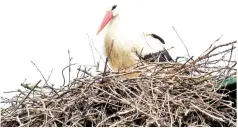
0, 0, 237, 101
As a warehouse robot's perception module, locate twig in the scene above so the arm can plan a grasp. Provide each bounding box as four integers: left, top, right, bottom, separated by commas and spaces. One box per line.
172, 26, 190, 58
207, 46, 236, 59
62, 63, 77, 88
44, 69, 54, 94
200, 35, 223, 57
215, 44, 235, 91
76, 66, 81, 79
181, 56, 194, 69
192, 41, 237, 64
86, 33, 106, 65
86, 33, 96, 65
77, 67, 93, 77
7, 80, 41, 117
166, 92, 173, 127
225, 44, 234, 76
31, 61, 49, 86
68, 50, 73, 89
191, 104, 224, 122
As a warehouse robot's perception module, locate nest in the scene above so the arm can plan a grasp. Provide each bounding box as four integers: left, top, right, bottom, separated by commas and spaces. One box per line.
1, 40, 237, 127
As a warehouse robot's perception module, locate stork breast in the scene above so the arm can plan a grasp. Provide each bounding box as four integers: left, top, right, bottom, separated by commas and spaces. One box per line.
104, 36, 139, 71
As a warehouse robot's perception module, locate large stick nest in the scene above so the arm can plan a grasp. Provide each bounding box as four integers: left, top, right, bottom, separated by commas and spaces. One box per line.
1, 41, 237, 127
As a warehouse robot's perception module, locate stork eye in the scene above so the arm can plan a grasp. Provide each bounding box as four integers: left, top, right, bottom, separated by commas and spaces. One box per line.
111, 5, 117, 10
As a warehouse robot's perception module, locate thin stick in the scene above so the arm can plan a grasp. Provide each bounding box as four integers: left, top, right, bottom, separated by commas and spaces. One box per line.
200, 35, 223, 57
86, 33, 96, 65
31, 61, 49, 87
62, 63, 77, 88
225, 44, 234, 75
191, 104, 224, 122
68, 50, 73, 89
181, 56, 194, 69
172, 26, 190, 58
86, 33, 106, 65
7, 80, 41, 117
192, 41, 237, 64
77, 67, 93, 77
216, 44, 235, 91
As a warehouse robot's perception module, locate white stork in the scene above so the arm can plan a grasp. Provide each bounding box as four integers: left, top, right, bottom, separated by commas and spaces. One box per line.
96, 4, 173, 77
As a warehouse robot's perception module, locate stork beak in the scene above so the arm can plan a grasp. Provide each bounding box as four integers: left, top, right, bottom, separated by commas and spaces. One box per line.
96, 11, 113, 35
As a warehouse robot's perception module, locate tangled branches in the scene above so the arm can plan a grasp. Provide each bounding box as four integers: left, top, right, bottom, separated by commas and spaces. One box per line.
1, 41, 237, 127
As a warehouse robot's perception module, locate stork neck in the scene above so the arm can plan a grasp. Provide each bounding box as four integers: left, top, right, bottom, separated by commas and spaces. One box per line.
105, 14, 120, 37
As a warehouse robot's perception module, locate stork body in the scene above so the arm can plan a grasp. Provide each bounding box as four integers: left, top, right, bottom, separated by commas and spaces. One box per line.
97, 5, 173, 73
103, 14, 140, 71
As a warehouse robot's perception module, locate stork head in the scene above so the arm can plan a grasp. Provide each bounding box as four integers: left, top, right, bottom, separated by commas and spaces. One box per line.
96, 5, 118, 35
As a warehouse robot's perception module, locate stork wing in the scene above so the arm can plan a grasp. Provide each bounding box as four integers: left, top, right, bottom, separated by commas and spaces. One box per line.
142, 49, 174, 62
138, 33, 174, 62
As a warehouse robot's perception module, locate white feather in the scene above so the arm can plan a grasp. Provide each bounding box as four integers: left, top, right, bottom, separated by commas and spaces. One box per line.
104, 6, 165, 57
100, 3, 169, 73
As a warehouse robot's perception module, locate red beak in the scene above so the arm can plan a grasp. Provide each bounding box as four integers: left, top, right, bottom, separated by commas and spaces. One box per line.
96, 11, 113, 35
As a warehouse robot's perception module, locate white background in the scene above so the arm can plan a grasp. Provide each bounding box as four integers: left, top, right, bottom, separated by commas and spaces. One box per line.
0, 0, 237, 102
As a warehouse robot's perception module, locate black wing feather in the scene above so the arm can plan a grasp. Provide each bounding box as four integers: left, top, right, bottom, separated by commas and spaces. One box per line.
142, 49, 174, 62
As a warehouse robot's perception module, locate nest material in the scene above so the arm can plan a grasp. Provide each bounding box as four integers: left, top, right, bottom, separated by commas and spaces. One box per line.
1, 41, 237, 127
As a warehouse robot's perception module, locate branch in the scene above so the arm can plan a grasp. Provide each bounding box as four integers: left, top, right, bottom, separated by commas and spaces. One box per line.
86, 33, 96, 65
62, 63, 77, 88
31, 61, 50, 87
172, 26, 190, 58
8, 80, 41, 117
192, 41, 237, 64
